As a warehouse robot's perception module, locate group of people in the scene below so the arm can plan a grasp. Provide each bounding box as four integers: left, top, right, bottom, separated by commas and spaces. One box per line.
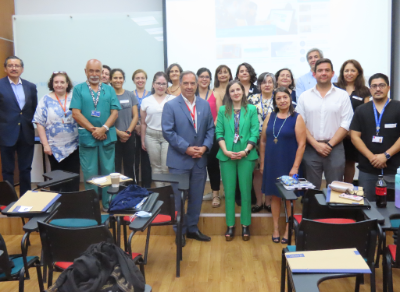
1, 46, 399, 245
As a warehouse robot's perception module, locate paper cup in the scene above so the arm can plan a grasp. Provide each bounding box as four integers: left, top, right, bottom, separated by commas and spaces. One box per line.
110, 173, 120, 188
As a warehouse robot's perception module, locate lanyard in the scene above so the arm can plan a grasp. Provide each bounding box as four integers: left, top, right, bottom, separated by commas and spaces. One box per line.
260, 94, 273, 120
55, 93, 68, 116
205, 90, 209, 101
373, 99, 389, 135
234, 110, 241, 133
135, 89, 147, 99
185, 103, 196, 129
86, 81, 102, 110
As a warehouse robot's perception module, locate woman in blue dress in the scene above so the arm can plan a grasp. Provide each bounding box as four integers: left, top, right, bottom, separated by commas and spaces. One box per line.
260, 87, 306, 244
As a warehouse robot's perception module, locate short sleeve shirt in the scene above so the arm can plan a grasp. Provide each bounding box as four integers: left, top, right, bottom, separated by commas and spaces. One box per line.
350, 100, 400, 175
141, 95, 175, 131
70, 82, 121, 147
115, 90, 138, 131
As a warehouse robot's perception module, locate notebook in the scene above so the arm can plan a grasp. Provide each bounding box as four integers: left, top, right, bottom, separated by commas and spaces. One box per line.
9, 190, 61, 213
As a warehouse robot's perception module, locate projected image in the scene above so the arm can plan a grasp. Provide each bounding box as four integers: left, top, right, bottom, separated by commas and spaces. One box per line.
215, 0, 298, 37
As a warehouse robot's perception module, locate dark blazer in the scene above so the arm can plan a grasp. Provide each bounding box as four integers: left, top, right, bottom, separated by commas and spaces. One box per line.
162, 95, 215, 170
0, 77, 38, 147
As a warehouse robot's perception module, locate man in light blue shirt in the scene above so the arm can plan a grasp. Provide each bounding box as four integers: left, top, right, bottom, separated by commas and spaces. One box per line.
296, 48, 337, 100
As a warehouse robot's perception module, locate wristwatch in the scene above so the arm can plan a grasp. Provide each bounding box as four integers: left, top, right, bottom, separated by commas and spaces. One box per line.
384, 152, 391, 160
244, 148, 250, 156
125, 131, 131, 136
326, 142, 333, 149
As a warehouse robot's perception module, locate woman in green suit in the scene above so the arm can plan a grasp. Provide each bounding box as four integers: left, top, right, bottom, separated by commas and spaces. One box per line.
216, 80, 259, 241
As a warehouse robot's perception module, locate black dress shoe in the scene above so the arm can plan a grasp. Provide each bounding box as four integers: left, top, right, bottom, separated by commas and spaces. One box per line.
251, 204, 263, 213
242, 225, 250, 241
225, 226, 235, 241
186, 230, 211, 242
175, 235, 186, 247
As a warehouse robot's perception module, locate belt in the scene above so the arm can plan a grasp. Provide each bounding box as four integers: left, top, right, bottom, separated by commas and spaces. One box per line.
317, 140, 330, 143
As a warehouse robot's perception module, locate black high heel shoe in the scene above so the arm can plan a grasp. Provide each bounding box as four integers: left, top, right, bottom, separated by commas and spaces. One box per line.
251, 204, 263, 213
242, 225, 250, 241
225, 226, 235, 241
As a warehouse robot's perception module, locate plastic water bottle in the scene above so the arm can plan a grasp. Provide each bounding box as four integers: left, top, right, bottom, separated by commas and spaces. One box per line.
395, 167, 400, 208
376, 175, 387, 208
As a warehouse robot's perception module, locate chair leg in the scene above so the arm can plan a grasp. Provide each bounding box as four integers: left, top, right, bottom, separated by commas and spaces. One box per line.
111, 216, 117, 244
370, 265, 376, 292
18, 268, 25, 292
355, 274, 361, 292
20, 232, 30, 279
139, 260, 146, 282
48, 266, 54, 288
281, 250, 286, 292
36, 261, 45, 292
386, 252, 394, 292
116, 217, 122, 247
123, 223, 128, 252
144, 226, 152, 265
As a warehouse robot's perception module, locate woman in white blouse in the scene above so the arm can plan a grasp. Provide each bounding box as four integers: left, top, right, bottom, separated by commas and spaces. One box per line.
141, 72, 175, 187
33, 72, 79, 191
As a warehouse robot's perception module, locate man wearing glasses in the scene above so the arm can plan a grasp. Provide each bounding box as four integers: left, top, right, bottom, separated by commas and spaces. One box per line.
351, 73, 400, 201
0, 56, 37, 196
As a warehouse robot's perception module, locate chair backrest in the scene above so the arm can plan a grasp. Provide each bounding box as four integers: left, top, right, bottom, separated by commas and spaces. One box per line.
296, 218, 378, 266
0, 181, 19, 206
303, 189, 362, 221
148, 186, 175, 223
50, 189, 102, 224
0, 233, 13, 279
38, 221, 114, 266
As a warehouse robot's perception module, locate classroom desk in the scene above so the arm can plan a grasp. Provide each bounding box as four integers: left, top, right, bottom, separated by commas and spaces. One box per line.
275, 183, 300, 245
35, 170, 80, 190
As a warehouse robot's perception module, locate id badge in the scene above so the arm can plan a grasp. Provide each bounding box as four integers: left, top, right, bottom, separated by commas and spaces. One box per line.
233, 133, 239, 143
372, 136, 383, 143
91, 110, 101, 117
62, 115, 71, 124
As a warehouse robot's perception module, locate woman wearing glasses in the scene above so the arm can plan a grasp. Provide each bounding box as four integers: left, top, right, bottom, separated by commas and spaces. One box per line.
334, 60, 370, 183
141, 72, 175, 187
132, 69, 152, 188
33, 71, 80, 192
166, 63, 183, 96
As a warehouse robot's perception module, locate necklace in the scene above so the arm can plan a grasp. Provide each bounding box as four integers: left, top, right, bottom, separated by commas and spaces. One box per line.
169, 85, 180, 93
272, 112, 290, 144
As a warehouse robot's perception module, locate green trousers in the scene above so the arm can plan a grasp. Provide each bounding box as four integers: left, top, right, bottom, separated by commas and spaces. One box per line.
220, 156, 254, 227
80, 143, 116, 208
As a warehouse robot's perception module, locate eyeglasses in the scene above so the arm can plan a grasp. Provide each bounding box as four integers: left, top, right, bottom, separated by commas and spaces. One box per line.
155, 82, 167, 87
370, 83, 387, 90
199, 76, 210, 80
7, 64, 21, 69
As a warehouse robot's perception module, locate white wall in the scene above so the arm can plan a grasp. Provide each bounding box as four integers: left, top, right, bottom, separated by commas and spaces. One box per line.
14, 0, 162, 182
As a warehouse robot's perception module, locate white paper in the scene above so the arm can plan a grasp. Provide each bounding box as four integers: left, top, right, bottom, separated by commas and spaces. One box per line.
18, 206, 32, 212
93, 177, 107, 184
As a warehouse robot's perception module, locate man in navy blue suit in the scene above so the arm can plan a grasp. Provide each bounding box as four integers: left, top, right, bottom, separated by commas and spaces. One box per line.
0, 56, 38, 195
162, 71, 215, 245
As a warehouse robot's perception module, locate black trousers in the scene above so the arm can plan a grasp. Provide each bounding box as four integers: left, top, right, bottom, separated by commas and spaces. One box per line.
48, 147, 80, 192
134, 133, 152, 188
115, 135, 135, 181
0, 130, 34, 196
207, 135, 221, 191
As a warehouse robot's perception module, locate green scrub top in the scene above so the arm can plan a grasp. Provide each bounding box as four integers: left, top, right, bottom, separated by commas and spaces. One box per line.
70, 82, 121, 147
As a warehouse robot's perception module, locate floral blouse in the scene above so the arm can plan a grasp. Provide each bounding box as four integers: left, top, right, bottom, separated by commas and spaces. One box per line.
33, 94, 78, 162
248, 93, 274, 133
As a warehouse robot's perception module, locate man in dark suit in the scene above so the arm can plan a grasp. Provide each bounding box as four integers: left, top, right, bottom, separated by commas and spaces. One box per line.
162, 71, 215, 244
0, 56, 38, 195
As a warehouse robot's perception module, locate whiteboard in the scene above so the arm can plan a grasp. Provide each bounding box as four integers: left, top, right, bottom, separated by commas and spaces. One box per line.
13, 12, 165, 100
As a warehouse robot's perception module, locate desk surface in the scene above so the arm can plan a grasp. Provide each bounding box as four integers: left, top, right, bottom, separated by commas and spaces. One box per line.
290, 272, 356, 292
275, 182, 299, 200
129, 200, 163, 232
152, 173, 189, 191
1, 201, 60, 219
36, 170, 79, 189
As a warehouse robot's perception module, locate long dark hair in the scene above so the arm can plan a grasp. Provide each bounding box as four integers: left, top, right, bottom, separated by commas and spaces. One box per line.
224, 80, 248, 118
195, 67, 212, 95
151, 71, 168, 94
214, 65, 233, 88
235, 62, 257, 84
336, 59, 370, 98
273, 87, 295, 116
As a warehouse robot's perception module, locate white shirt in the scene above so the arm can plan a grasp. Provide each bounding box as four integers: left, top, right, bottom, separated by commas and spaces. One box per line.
182, 94, 197, 132
296, 85, 353, 141
141, 94, 174, 131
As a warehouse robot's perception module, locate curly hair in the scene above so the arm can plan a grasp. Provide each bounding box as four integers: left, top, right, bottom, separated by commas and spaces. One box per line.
48, 72, 73, 93
235, 62, 257, 84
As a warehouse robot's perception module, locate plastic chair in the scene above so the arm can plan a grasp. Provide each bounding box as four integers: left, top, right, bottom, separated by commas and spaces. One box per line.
383, 223, 400, 292
0, 232, 43, 292
0, 181, 27, 226
281, 218, 380, 292
38, 222, 145, 289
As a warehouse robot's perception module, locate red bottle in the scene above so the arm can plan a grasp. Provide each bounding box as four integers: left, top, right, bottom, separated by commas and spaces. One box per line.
376, 175, 387, 208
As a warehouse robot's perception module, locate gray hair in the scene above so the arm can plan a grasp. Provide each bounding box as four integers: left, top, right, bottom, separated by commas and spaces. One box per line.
257, 72, 276, 91
306, 48, 324, 59
4, 56, 24, 68
179, 71, 198, 84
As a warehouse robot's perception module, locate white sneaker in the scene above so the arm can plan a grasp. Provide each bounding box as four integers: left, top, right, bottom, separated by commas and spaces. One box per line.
203, 192, 213, 201
102, 207, 109, 212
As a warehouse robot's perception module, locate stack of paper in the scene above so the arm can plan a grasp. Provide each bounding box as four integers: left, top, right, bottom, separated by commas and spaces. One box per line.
285, 248, 371, 273
87, 174, 133, 187
282, 181, 316, 190
9, 191, 61, 213
326, 187, 365, 205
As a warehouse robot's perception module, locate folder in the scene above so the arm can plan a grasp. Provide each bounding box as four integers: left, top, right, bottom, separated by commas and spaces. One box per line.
285, 248, 371, 274
9, 190, 61, 213
87, 175, 133, 187
326, 186, 365, 205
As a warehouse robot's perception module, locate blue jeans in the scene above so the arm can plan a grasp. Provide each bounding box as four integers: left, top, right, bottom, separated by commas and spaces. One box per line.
358, 170, 394, 202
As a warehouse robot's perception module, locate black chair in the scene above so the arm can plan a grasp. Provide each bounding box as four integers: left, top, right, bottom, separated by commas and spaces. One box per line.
38, 222, 145, 288
383, 223, 400, 292
0, 181, 27, 226
0, 232, 44, 292
281, 218, 380, 292
120, 186, 176, 263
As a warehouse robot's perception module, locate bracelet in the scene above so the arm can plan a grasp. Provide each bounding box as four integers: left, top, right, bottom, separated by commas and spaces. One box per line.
102, 125, 109, 131
244, 148, 250, 156
326, 142, 333, 149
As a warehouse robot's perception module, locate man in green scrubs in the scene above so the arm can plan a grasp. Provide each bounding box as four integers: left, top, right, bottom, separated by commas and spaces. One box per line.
71, 59, 121, 210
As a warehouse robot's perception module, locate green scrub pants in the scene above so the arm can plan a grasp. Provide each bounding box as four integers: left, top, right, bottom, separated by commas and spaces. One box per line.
220, 144, 255, 226
80, 143, 116, 208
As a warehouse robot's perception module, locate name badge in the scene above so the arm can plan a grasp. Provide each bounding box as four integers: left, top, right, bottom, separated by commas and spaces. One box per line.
120, 100, 129, 104
352, 95, 363, 101
233, 133, 239, 143
91, 110, 101, 117
385, 123, 397, 128
62, 116, 72, 124
372, 136, 383, 143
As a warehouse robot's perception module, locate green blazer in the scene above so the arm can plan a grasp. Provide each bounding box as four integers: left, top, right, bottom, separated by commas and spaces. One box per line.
216, 104, 259, 161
